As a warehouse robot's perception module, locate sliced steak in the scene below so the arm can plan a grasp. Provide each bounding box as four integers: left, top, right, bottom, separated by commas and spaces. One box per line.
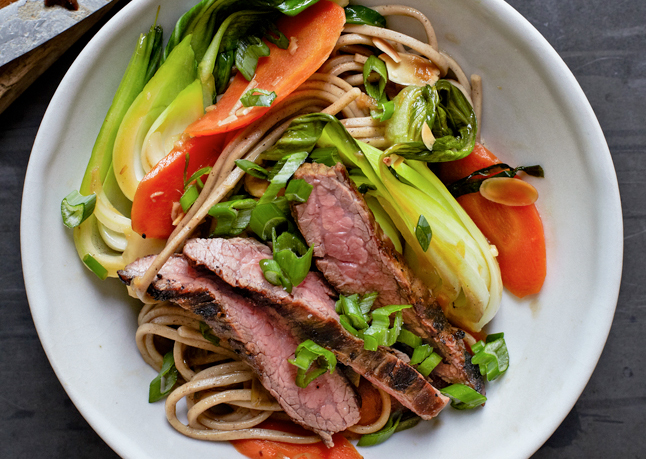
118, 255, 360, 446
183, 237, 450, 419
291, 162, 484, 394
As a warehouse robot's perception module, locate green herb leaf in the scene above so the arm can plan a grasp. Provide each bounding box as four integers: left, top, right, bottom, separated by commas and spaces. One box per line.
235, 35, 270, 81
288, 339, 337, 388
82, 254, 108, 280
199, 321, 220, 346
149, 351, 178, 402
344, 5, 387, 27
240, 88, 277, 107
61, 191, 97, 228
371, 99, 395, 122
415, 214, 432, 252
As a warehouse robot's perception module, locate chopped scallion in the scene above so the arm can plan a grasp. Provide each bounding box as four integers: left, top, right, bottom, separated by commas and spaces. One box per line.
185, 167, 212, 189
249, 201, 290, 240
396, 328, 422, 349
235, 159, 269, 179
259, 258, 292, 293
417, 352, 442, 377
82, 254, 108, 280
440, 383, 487, 410
240, 88, 277, 107
199, 322, 220, 346
61, 191, 96, 228
149, 352, 178, 402
362, 304, 410, 351
180, 184, 199, 212
235, 36, 270, 81
272, 230, 313, 287
358, 412, 402, 446
259, 152, 309, 204
288, 339, 336, 388
363, 55, 388, 103
471, 332, 509, 381
284, 179, 313, 203
410, 343, 432, 365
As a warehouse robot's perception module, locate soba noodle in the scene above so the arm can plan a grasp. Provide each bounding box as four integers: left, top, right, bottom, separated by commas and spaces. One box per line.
131, 4, 483, 445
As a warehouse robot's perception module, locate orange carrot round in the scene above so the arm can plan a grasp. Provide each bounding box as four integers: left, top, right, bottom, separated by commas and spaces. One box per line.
437, 143, 546, 298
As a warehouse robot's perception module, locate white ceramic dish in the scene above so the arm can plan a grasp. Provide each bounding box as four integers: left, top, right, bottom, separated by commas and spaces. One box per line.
21, 0, 623, 458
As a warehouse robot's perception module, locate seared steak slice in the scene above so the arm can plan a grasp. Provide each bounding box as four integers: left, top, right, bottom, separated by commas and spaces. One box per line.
183, 237, 450, 419
118, 255, 360, 446
291, 162, 484, 394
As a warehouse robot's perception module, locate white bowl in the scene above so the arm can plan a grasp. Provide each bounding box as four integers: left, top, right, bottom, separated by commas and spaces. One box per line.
21, 0, 623, 457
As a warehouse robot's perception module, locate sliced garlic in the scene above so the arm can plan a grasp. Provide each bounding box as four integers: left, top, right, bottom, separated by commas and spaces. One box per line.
380, 53, 440, 87
421, 121, 436, 149
245, 173, 269, 198
372, 37, 401, 63
479, 177, 539, 206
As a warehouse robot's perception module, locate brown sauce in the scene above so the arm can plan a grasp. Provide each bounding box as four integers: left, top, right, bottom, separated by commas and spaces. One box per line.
44, 0, 79, 11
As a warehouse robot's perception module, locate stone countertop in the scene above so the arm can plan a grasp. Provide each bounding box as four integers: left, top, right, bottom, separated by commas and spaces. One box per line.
1, 0, 643, 457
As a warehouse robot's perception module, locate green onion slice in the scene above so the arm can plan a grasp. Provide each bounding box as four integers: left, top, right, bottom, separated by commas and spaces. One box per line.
180, 184, 199, 212
410, 343, 432, 365
357, 412, 402, 446
345, 5, 387, 28
259, 152, 309, 204
415, 214, 432, 252
272, 230, 313, 287
82, 254, 108, 280
149, 351, 178, 403
259, 258, 292, 293
397, 329, 422, 349
185, 166, 212, 189
288, 339, 337, 388
362, 304, 411, 351
440, 383, 487, 410
363, 55, 388, 102
61, 191, 96, 228
358, 292, 378, 314
240, 88, 277, 108
249, 201, 290, 241
199, 322, 220, 346
471, 332, 509, 381
417, 352, 442, 377
235, 159, 269, 179
209, 198, 257, 237
284, 179, 313, 203
371, 99, 395, 122
262, 22, 289, 49
235, 36, 270, 81
335, 294, 369, 330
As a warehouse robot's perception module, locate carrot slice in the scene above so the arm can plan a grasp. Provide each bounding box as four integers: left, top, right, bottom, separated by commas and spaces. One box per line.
231, 420, 363, 459
131, 132, 230, 239
186, 0, 346, 137
356, 378, 382, 426
437, 143, 546, 298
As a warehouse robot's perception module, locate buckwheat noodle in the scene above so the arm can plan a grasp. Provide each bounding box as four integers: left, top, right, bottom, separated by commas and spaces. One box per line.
132, 4, 482, 445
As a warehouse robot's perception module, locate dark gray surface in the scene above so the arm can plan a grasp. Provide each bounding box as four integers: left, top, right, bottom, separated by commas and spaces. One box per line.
1, 1, 644, 457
